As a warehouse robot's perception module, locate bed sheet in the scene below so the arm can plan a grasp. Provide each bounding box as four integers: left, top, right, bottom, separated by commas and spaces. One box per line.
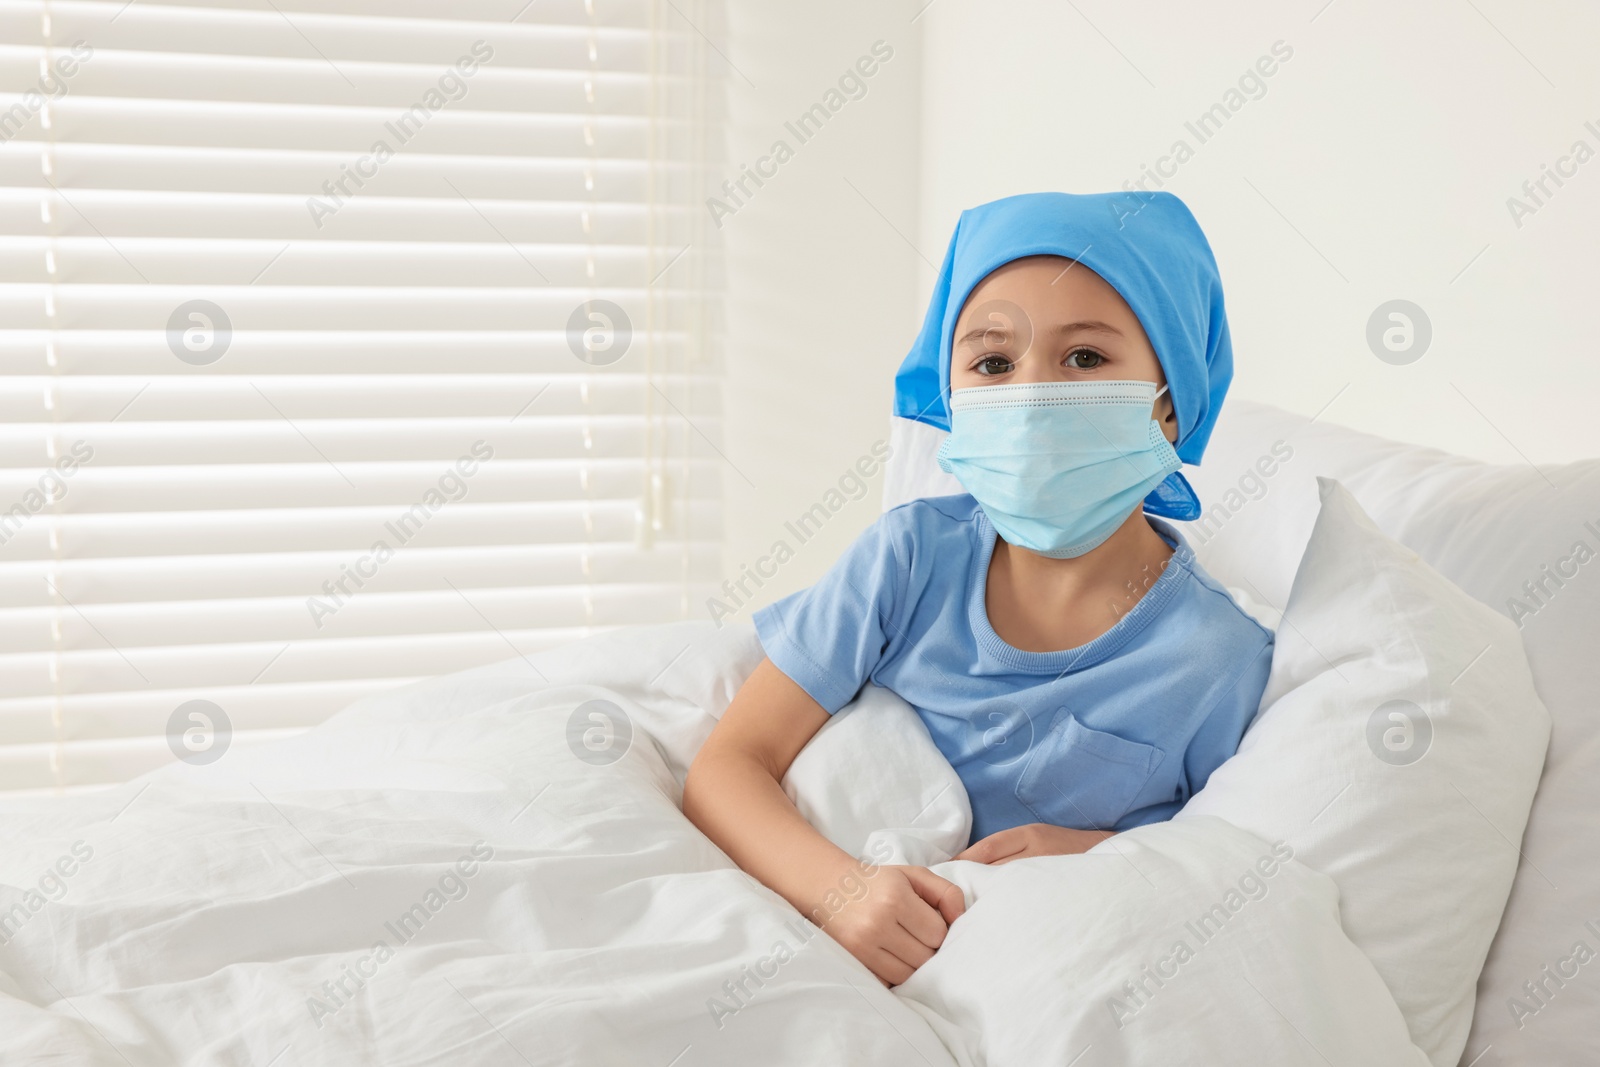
0, 622, 1428, 1066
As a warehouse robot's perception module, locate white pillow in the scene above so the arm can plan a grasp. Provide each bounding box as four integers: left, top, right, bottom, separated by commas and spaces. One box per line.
1178, 400, 1600, 1065
1176, 477, 1551, 1066
783, 684, 972, 867
1221, 583, 1282, 630
888, 398, 1600, 1065
554, 620, 973, 865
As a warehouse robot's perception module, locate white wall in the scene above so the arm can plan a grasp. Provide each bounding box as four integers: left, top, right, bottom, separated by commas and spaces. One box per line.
716, 0, 1598, 623
918, 0, 1600, 467
715, 4, 923, 622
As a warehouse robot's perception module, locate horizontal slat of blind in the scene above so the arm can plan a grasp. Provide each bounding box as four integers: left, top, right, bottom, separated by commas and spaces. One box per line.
0, 374, 713, 416
4, 3, 664, 67
0, 457, 719, 505
0, 102, 667, 156
0, 335, 699, 375
0, 238, 690, 284
55, 0, 651, 26
1, 540, 722, 605
0, 53, 664, 113
0, 437, 717, 478
0, 0, 723, 793
47, 0, 656, 27
0, 414, 719, 460
0, 293, 696, 332
0, 500, 722, 555
2, 577, 717, 659
0, 195, 686, 243
0, 145, 656, 200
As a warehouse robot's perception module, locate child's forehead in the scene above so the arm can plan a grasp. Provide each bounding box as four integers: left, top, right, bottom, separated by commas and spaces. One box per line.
953, 256, 1140, 340
960, 257, 1124, 313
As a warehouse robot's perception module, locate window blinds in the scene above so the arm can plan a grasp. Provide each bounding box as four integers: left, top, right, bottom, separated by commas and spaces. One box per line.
0, 0, 724, 795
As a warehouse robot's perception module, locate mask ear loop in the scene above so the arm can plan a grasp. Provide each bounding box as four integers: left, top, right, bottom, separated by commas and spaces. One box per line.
1153, 382, 1175, 440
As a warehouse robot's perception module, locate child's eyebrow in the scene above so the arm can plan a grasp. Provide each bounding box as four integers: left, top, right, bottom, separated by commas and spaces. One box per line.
954, 319, 1124, 347
1049, 320, 1124, 337
955, 325, 1021, 347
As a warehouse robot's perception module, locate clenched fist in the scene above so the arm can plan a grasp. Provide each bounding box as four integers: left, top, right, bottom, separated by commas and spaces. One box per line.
812, 864, 966, 986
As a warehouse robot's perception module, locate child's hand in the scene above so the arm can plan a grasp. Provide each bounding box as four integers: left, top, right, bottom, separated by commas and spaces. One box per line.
815, 865, 966, 987
954, 823, 1114, 865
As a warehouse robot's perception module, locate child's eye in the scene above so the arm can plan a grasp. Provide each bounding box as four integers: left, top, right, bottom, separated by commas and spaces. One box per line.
975, 354, 1013, 376
1066, 348, 1104, 370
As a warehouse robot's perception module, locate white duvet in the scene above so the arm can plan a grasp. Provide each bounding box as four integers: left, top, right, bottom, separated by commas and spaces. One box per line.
1, 619, 1432, 1067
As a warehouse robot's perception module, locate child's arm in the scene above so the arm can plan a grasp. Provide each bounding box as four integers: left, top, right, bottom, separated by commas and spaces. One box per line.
683, 657, 966, 986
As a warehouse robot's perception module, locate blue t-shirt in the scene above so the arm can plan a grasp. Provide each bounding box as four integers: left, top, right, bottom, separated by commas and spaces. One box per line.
752, 494, 1274, 846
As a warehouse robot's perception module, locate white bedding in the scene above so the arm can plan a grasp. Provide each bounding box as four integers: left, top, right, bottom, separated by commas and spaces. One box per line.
886, 399, 1586, 1066
3, 615, 1437, 1067
0, 624, 954, 1066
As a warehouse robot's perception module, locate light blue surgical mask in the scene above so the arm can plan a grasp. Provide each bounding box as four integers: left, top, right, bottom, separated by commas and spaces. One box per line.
936, 379, 1181, 559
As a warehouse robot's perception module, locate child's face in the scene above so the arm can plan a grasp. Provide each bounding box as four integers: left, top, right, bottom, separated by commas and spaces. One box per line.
950, 255, 1178, 443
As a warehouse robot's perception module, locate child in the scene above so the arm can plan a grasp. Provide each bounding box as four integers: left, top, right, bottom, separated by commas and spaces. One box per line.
682, 191, 1275, 988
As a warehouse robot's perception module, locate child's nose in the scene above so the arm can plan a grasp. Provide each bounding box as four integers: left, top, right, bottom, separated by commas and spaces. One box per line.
1009, 352, 1063, 385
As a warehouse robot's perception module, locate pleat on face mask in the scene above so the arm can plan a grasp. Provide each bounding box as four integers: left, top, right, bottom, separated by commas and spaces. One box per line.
936, 380, 1182, 559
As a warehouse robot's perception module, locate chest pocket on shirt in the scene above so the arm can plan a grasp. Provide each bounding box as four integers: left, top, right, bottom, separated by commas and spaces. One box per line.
1014, 713, 1165, 830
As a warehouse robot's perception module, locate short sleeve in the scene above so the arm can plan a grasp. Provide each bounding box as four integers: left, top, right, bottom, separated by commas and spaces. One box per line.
1182, 637, 1273, 796
751, 514, 906, 714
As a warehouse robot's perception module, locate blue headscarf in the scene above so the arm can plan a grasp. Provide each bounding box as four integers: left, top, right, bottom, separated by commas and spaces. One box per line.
892, 190, 1233, 521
